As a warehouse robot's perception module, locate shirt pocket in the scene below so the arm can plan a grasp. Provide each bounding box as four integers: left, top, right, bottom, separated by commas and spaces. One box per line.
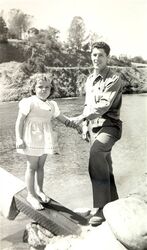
94, 82, 104, 103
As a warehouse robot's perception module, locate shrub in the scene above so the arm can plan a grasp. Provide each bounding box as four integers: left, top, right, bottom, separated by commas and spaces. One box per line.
0, 62, 147, 102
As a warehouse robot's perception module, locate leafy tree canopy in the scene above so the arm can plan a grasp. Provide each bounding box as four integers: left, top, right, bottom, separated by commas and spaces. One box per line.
7, 9, 32, 39
67, 16, 86, 51
0, 15, 8, 42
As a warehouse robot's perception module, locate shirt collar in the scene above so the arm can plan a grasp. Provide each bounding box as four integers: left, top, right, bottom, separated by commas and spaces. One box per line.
98, 67, 110, 80
92, 67, 110, 85
93, 67, 110, 80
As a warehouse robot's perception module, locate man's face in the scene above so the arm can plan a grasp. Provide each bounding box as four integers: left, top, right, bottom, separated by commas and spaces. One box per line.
91, 47, 109, 71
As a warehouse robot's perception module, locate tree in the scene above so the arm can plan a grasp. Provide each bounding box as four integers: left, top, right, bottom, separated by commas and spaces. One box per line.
89, 31, 102, 46
82, 31, 102, 52
7, 9, 32, 39
131, 56, 146, 64
20, 26, 63, 71
67, 16, 86, 51
0, 16, 8, 42
47, 26, 60, 40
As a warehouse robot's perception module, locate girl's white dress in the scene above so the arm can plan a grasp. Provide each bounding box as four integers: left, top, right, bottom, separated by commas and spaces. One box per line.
16, 95, 60, 156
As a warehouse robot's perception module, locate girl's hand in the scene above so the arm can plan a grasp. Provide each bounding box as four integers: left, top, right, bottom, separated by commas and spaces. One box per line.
64, 119, 82, 134
75, 125, 82, 134
16, 138, 26, 149
65, 120, 77, 128
70, 115, 84, 125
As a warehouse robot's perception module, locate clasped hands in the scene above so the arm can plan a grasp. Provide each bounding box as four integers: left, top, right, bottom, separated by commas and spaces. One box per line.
65, 118, 82, 134
66, 115, 90, 142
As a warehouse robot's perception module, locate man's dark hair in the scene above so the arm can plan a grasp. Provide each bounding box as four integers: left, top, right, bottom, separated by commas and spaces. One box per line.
91, 42, 110, 56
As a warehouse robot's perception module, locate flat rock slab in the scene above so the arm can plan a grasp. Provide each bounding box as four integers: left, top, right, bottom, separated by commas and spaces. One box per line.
15, 189, 88, 236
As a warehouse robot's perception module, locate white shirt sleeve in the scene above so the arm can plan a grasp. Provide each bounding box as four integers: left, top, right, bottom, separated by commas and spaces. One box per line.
18, 98, 31, 115
51, 100, 61, 118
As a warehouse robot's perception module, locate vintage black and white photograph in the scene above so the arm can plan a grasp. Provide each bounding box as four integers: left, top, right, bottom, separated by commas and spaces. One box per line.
0, 0, 147, 249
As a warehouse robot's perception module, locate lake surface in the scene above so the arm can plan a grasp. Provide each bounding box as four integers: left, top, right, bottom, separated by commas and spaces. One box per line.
0, 94, 147, 210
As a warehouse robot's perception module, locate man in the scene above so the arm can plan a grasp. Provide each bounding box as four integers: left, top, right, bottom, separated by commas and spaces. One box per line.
74, 41, 123, 226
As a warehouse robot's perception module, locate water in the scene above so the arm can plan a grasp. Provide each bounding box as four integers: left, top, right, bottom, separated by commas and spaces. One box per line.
0, 94, 147, 210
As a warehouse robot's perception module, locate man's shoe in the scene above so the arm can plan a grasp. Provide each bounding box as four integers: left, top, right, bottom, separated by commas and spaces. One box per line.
89, 208, 105, 226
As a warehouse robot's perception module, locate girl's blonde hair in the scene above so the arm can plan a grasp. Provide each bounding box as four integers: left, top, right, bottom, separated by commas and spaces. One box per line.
29, 73, 55, 97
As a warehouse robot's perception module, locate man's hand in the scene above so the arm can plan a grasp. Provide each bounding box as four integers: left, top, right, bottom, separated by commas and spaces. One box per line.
82, 120, 90, 142
75, 125, 82, 134
82, 131, 90, 142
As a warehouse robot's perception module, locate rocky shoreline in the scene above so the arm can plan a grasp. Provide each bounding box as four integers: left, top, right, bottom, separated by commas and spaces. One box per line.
22, 174, 147, 250
0, 173, 147, 250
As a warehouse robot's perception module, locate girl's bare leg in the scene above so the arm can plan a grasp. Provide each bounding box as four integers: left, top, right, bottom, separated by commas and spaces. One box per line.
25, 155, 44, 210
36, 154, 50, 203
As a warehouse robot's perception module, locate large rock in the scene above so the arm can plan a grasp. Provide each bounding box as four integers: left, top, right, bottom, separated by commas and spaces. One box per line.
25, 221, 127, 250
103, 196, 147, 250
23, 222, 54, 249
45, 223, 127, 250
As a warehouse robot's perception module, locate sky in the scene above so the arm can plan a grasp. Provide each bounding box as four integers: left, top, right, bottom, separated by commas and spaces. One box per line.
0, 0, 147, 59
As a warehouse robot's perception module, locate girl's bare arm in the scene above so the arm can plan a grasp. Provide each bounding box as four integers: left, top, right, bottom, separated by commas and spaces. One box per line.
56, 113, 74, 126
15, 112, 26, 148
56, 113, 82, 133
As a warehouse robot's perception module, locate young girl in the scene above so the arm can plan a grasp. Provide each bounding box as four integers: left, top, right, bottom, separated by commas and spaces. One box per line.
15, 73, 80, 210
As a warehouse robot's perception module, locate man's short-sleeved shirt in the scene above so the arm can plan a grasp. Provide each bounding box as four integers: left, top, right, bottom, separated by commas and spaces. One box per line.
83, 67, 123, 128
